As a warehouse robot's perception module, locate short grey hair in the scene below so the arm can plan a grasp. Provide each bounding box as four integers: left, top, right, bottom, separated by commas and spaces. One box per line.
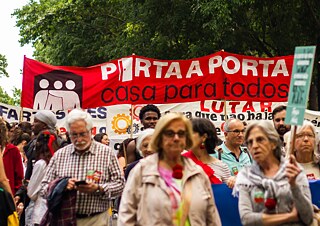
245, 120, 282, 161
295, 120, 320, 163
65, 109, 93, 132
136, 128, 155, 157
223, 118, 241, 132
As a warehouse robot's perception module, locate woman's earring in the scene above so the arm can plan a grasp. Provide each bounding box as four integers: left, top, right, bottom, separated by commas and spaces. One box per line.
200, 141, 206, 150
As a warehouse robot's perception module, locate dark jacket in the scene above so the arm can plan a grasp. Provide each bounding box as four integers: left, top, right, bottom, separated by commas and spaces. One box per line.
40, 177, 77, 226
0, 186, 19, 226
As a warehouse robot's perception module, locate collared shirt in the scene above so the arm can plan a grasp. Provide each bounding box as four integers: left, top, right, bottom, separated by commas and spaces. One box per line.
212, 142, 252, 176
41, 140, 124, 214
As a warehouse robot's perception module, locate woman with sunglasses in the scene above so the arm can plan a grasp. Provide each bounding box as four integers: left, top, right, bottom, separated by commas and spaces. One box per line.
233, 120, 313, 226
118, 112, 221, 226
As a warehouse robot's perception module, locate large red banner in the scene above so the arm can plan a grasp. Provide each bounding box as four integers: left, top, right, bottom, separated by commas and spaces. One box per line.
22, 51, 293, 110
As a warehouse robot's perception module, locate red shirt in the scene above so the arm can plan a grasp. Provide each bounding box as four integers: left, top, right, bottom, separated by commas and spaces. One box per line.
3, 144, 24, 194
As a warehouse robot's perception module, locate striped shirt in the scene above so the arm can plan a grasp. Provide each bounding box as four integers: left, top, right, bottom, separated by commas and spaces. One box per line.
41, 140, 124, 214
207, 161, 231, 183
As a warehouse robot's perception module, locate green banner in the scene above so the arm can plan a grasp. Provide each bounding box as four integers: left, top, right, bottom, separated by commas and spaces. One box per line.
285, 46, 316, 125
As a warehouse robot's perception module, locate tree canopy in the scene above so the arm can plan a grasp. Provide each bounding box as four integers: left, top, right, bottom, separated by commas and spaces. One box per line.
0, 54, 9, 78
0, 54, 20, 105
12, 0, 320, 108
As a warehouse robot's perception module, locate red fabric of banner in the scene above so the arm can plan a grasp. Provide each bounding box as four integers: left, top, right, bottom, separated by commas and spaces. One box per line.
22, 51, 293, 110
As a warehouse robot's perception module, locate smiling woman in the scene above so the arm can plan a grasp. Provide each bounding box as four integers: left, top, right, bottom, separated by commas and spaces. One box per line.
233, 120, 313, 226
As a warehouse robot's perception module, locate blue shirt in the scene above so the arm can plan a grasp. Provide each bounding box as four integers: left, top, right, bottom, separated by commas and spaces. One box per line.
212, 142, 252, 176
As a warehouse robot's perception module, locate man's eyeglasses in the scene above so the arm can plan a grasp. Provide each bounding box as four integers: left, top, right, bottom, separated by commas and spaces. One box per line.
70, 131, 90, 139
296, 133, 315, 140
226, 129, 246, 135
163, 130, 187, 138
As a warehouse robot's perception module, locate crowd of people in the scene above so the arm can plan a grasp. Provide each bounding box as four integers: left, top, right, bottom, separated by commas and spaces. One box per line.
0, 104, 319, 226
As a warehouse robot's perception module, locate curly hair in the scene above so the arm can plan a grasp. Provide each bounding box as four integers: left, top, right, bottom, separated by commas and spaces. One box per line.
139, 104, 161, 121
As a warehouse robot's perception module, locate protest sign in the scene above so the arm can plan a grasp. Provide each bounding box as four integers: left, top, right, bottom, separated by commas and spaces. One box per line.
285, 46, 316, 125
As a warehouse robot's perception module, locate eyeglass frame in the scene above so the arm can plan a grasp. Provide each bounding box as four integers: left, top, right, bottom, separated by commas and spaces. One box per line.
226, 129, 246, 135
70, 131, 90, 139
162, 129, 187, 138
296, 133, 315, 140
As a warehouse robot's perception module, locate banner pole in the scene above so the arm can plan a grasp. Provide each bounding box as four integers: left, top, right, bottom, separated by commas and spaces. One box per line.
289, 125, 297, 156
130, 104, 134, 139
19, 107, 23, 123
223, 99, 227, 121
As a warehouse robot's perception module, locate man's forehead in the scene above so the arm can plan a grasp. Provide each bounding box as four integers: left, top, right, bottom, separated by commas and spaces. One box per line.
273, 110, 286, 119
70, 120, 87, 129
229, 120, 244, 128
143, 111, 158, 118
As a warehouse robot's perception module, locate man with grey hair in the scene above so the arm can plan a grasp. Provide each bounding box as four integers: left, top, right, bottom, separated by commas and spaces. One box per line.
41, 109, 124, 226
213, 118, 252, 188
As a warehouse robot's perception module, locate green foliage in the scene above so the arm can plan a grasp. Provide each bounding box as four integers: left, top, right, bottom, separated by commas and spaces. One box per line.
0, 87, 16, 106
13, 0, 320, 64
0, 54, 9, 78
11, 88, 21, 106
14, 0, 128, 66
0, 54, 20, 105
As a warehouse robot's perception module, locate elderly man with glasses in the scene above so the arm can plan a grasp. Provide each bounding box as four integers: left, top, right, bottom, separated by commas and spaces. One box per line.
213, 118, 252, 188
40, 109, 124, 226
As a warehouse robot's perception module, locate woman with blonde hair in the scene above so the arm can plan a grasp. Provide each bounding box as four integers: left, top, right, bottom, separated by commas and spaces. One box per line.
118, 112, 221, 226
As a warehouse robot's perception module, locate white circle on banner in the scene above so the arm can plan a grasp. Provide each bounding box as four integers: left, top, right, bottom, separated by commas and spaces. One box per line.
54, 81, 63, 89
39, 79, 49, 89
66, 80, 76, 90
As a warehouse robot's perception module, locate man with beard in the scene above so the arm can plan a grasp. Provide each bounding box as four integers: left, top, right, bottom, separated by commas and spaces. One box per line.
272, 105, 291, 155
213, 118, 252, 188
41, 109, 124, 226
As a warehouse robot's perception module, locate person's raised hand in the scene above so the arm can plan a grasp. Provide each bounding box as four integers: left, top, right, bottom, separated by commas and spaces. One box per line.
286, 155, 301, 187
